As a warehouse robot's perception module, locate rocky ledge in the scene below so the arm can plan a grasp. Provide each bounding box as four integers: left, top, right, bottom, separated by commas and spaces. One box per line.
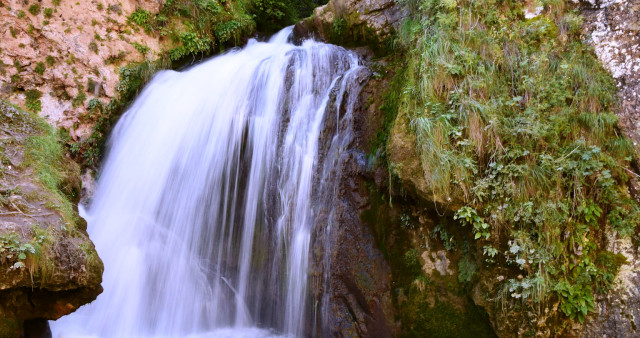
0, 101, 103, 336
294, 0, 407, 53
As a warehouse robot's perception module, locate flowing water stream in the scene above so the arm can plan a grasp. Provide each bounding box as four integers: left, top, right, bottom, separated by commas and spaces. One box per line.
51, 27, 366, 337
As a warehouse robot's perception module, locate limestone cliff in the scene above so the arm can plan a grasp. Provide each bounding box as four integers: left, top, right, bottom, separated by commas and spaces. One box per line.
579, 0, 640, 155
0, 0, 164, 141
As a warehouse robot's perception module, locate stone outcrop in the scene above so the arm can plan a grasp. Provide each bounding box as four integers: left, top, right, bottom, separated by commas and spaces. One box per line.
576, 1, 640, 337
294, 0, 407, 52
580, 234, 640, 337
387, 111, 464, 212
0, 101, 103, 336
0, 0, 163, 140
579, 0, 640, 154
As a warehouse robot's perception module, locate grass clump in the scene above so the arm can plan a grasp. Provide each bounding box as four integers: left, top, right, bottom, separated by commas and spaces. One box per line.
392, 0, 639, 327
28, 4, 41, 16
34, 61, 45, 75
22, 114, 78, 225
25, 89, 42, 113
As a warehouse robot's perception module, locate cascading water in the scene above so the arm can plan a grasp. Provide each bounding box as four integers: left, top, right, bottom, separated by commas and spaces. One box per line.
51, 27, 366, 337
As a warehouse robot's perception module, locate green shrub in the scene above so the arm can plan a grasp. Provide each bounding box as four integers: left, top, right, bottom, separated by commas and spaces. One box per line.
25, 89, 42, 113
28, 4, 41, 16
45, 55, 55, 66
129, 8, 151, 26
34, 62, 45, 75
131, 42, 150, 55
88, 41, 98, 54
44, 7, 53, 18
72, 92, 86, 108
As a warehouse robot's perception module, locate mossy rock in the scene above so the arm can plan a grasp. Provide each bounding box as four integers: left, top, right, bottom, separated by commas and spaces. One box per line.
0, 101, 103, 335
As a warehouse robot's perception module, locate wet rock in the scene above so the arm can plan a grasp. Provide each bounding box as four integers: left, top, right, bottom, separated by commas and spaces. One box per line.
23, 319, 52, 338
310, 64, 395, 337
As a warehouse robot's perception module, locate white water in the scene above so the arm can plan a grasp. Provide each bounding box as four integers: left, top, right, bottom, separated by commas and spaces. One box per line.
51, 28, 365, 337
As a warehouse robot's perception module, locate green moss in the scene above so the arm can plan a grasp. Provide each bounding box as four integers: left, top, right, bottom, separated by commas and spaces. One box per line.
0, 319, 21, 337
374, 73, 402, 153
400, 297, 496, 338
25, 89, 42, 113
34, 61, 45, 76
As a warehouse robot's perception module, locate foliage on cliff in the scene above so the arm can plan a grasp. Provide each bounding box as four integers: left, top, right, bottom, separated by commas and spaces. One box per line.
390, 0, 639, 329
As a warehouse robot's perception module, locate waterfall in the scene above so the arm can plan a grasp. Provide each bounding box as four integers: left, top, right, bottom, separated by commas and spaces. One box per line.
51, 27, 366, 337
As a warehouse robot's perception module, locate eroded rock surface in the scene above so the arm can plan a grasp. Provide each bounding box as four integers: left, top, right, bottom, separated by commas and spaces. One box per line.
576, 1, 640, 336
0, 0, 163, 140
579, 0, 640, 153
0, 101, 103, 336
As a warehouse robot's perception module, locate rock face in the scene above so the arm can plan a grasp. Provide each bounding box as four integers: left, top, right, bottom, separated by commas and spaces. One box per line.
579, 0, 640, 154
310, 64, 396, 337
387, 111, 464, 211
294, 0, 407, 52
0, 101, 103, 336
580, 235, 640, 337
577, 1, 640, 337
0, 0, 163, 140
